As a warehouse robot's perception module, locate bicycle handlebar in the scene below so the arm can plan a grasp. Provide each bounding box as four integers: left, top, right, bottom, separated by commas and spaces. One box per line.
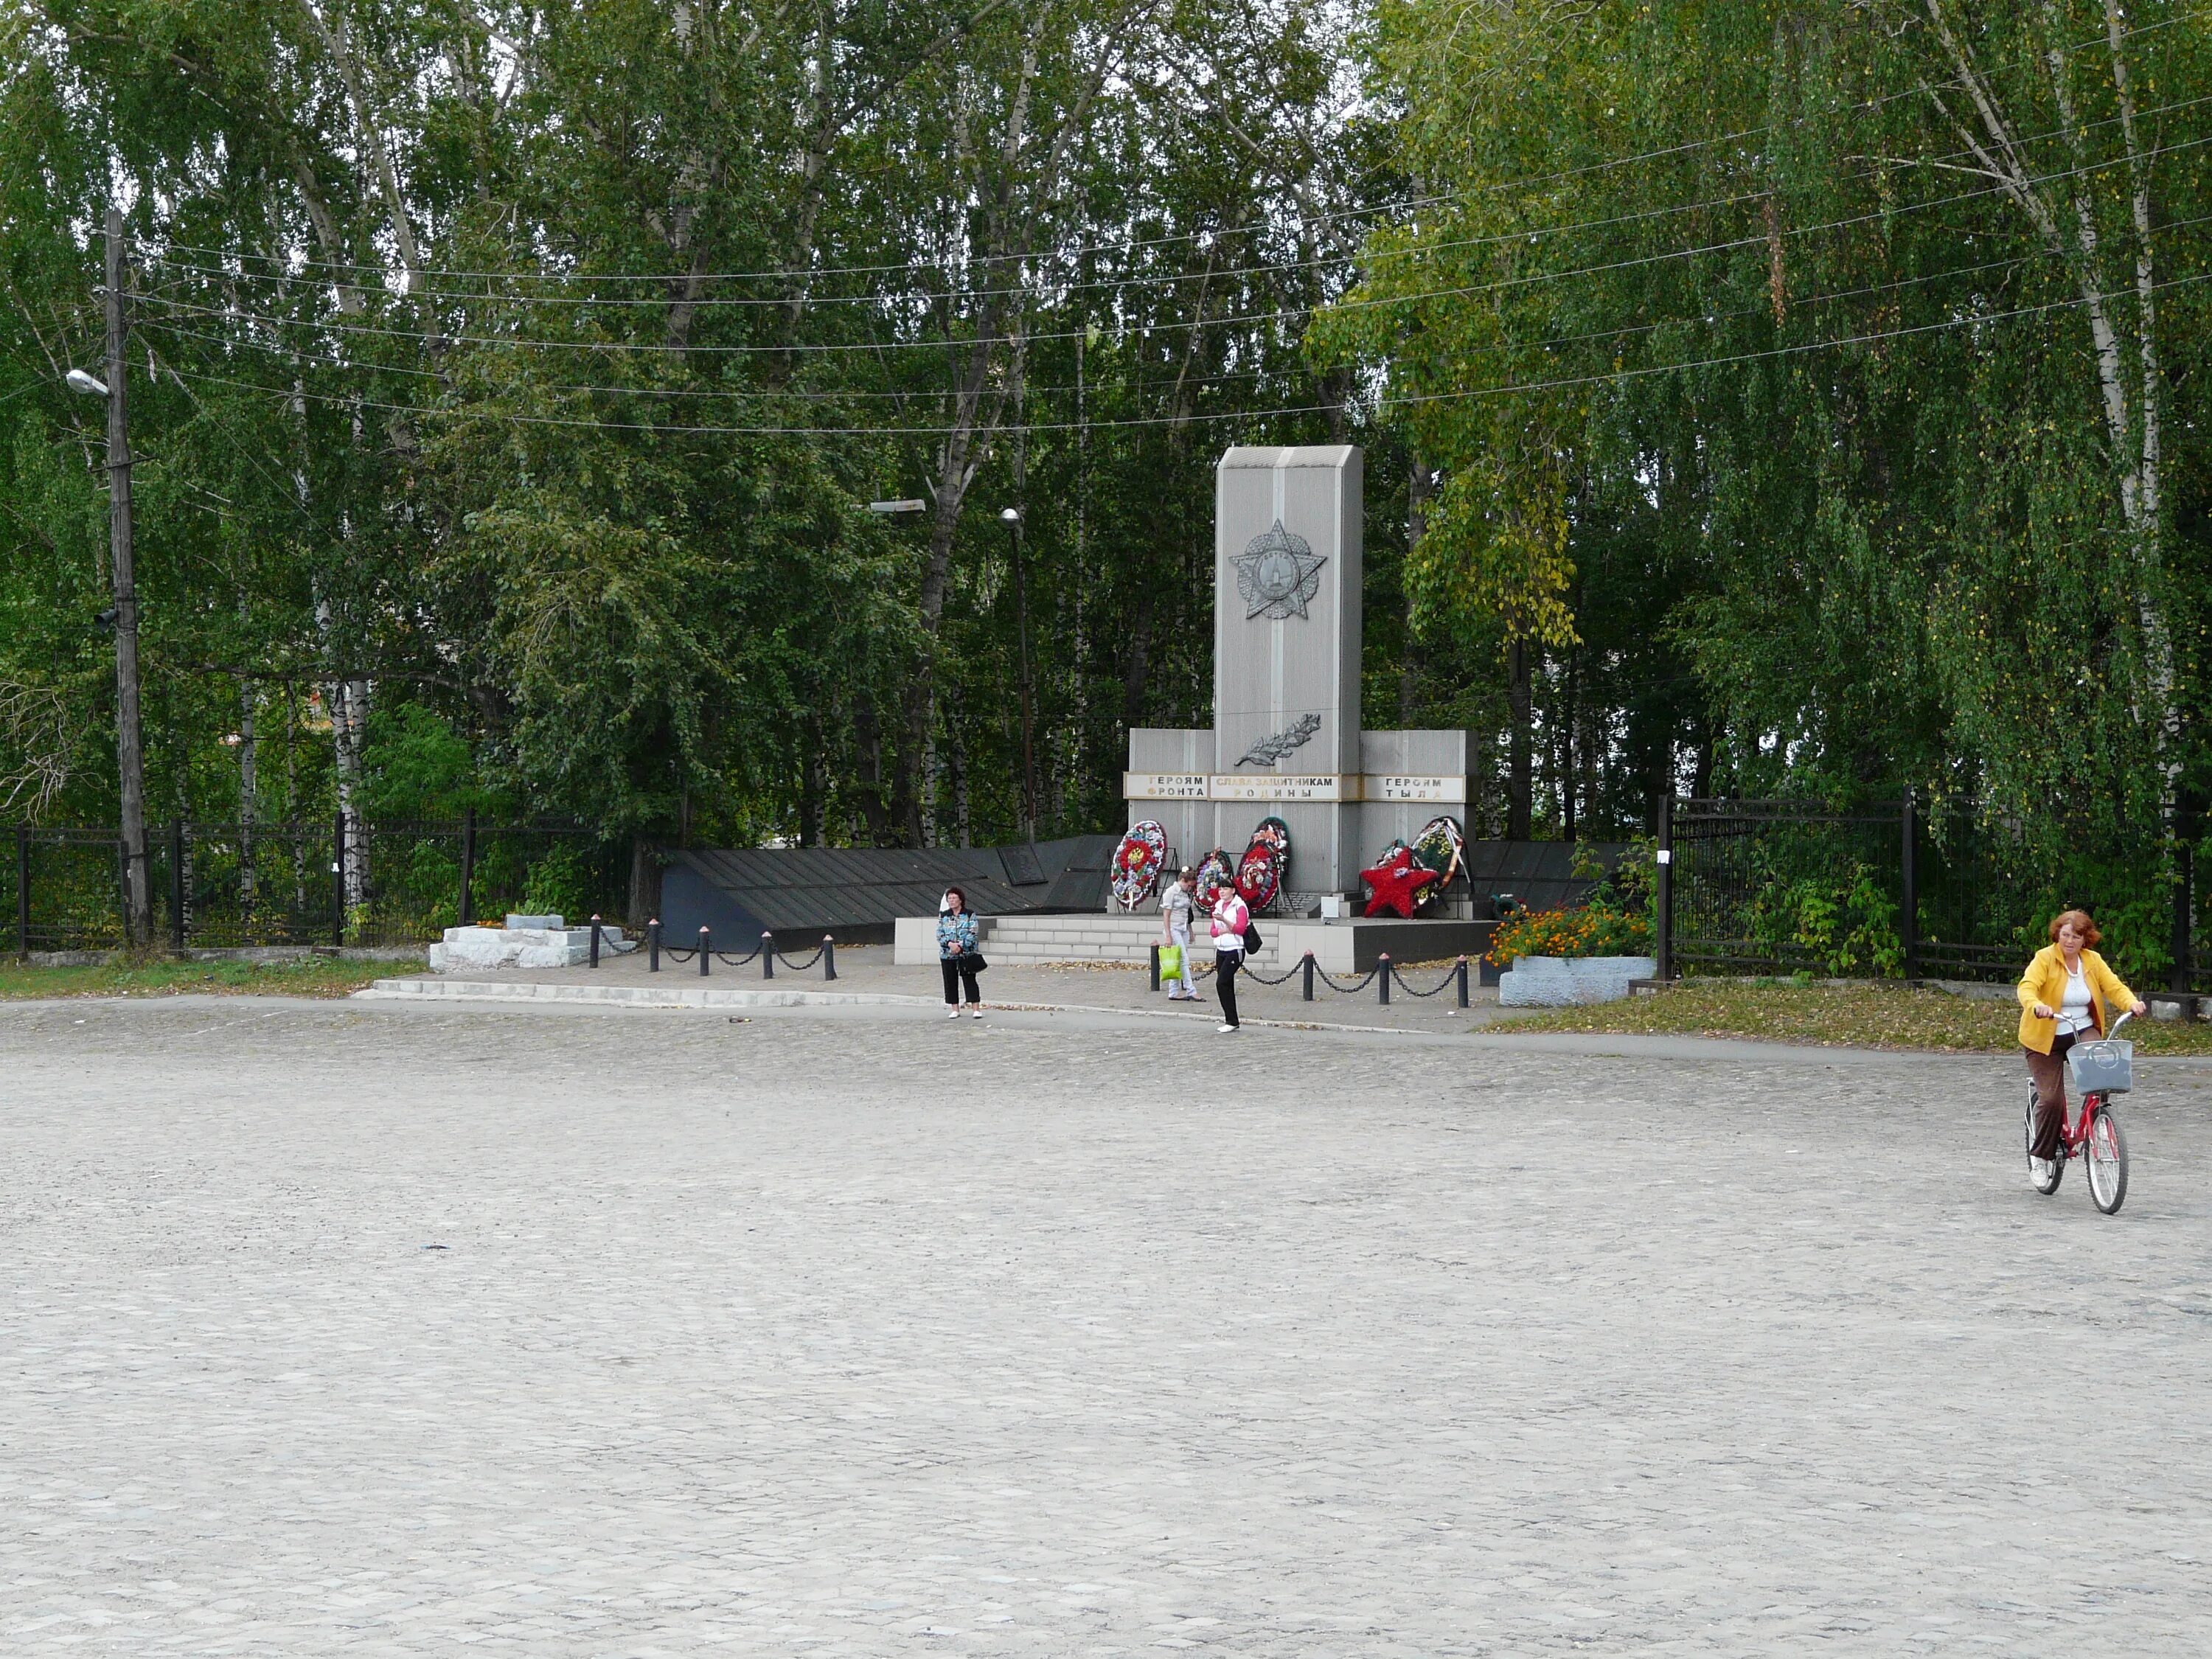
2109, 1009, 2136, 1038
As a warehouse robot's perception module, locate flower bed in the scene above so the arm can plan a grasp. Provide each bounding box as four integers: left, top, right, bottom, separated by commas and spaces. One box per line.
1488, 902, 1652, 967
1486, 841, 1656, 968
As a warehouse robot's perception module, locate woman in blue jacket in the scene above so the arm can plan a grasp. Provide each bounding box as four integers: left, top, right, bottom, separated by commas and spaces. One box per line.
938, 886, 984, 1019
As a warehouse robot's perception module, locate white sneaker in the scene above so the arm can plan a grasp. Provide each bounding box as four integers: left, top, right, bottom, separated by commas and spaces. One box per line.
1217, 1023, 1239, 1034
968, 1006, 984, 1019
947, 1007, 961, 1019
2030, 1156, 2052, 1184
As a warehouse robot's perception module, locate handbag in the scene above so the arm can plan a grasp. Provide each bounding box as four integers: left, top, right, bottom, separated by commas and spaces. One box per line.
1242, 921, 1262, 952
1158, 944, 1183, 978
966, 952, 989, 974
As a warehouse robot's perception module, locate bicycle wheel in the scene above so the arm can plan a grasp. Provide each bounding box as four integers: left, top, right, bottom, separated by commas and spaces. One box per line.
2086, 1102, 2129, 1214
2025, 1090, 2063, 1194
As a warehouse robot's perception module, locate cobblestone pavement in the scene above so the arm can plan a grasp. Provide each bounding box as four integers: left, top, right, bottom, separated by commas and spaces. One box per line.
7, 998, 2212, 1655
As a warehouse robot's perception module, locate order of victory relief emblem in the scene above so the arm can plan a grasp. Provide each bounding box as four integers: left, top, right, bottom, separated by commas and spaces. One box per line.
1234, 520, 1326, 620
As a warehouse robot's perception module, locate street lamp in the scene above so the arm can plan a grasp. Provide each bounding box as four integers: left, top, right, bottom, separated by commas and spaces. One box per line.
1000, 507, 1037, 843
68, 207, 150, 949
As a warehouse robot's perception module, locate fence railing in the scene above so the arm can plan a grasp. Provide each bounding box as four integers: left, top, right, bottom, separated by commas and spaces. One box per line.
1655, 793, 2203, 992
3, 813, 624, 953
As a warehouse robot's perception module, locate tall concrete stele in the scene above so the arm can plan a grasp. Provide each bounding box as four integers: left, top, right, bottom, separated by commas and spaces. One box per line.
1125, 445, 1472, 905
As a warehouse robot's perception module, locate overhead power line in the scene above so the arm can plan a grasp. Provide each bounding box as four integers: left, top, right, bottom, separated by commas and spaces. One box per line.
133, 133, 2212, 364
140, 0, 2212, 298
144, 87, 2212, 316
146, 217, 2209, 411
155, 268, 2212, 441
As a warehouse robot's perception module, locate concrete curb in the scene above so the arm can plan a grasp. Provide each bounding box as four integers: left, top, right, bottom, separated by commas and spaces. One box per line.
358, 978, 946, 1012
353, 975, 1431, 1034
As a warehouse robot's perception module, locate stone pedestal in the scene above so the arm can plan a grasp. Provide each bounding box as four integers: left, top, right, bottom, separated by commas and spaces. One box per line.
429, 914, 636, 972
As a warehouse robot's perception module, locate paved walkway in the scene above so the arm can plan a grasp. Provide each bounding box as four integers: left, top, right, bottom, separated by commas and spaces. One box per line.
7, 997, 2212, 1655
368, 942, 1501, 1034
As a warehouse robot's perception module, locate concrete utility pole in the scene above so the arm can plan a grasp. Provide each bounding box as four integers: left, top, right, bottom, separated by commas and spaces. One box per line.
105, 209, 150, 948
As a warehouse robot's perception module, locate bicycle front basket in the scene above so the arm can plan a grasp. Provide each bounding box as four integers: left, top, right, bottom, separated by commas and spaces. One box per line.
2067, 1037, 2134, 1096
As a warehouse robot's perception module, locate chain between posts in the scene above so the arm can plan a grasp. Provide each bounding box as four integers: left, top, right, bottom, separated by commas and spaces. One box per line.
1392, 959, 1466, 998
1313, 964, 1380, 995
642, 922, 838, 980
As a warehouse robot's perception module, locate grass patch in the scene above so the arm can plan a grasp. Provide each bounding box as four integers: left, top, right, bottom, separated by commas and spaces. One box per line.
0, 956, 389, 1001
1492, 977, 2212, 1054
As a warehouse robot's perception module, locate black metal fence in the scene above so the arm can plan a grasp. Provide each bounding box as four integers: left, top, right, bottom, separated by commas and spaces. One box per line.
2, 814, 627, 953
1656, 794, 2202, 990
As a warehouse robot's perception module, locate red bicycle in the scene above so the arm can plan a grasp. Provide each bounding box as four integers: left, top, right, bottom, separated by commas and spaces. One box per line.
2025, 1011, 2132, 1214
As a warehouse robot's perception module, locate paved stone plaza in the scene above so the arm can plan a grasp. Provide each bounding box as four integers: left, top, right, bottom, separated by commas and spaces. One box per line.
7, 998, 2212, 1654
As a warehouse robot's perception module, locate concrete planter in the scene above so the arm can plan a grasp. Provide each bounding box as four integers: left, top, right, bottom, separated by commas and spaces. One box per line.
1498, 953, 1656, 1007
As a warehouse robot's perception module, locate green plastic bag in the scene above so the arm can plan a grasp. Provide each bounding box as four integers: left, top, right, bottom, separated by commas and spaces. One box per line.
1158, 944, 1183, 979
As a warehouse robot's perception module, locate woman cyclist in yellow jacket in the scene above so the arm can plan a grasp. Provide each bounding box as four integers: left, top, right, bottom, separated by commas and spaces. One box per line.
2017, 908, 2144, 1186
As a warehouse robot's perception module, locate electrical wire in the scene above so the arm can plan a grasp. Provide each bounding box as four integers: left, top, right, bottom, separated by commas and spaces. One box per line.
132, 131, 2212, 362
142, 88, 2212, 315
150, 268, 2212, 440
145, 216, 2212, 409
137, 0, 2163, 298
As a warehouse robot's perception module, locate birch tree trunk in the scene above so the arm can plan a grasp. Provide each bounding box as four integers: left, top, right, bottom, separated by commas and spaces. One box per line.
1916, 0, 2170, 745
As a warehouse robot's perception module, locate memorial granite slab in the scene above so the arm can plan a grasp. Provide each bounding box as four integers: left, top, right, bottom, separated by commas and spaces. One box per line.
429, 918, 635, 972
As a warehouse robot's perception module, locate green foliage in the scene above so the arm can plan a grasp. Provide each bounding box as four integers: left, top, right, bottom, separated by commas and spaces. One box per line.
1, 0, 2208, 935
1489, 900, 1654, 967
1745, 862, 1905, 979
1324, 0, 2212, 851
520, 842, 591, 922
1490, 843, 1658, 964
361, 706, 486, 821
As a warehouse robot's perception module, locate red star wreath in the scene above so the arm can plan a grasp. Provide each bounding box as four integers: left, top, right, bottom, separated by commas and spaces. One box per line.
1359, 844, 1441, 919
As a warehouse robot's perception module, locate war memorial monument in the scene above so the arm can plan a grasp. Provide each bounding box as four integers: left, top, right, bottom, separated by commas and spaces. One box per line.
1119, 445, 1486, 955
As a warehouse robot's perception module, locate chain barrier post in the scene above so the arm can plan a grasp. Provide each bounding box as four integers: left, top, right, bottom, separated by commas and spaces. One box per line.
1656, 793, 1674, 980
699, 925, 710, 976
1378, 953, 1391, 1006
1302, 952, 1315, 1001
1457, 955, 1470, 1008
762, 931, 775, 978
647, 918, 660, 972
589, 914, 601, 969
1149, 943, 1160, 991
823, 933, 837, 981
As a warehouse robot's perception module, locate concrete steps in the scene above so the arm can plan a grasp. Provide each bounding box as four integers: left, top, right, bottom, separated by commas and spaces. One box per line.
896, 911, 1282, 967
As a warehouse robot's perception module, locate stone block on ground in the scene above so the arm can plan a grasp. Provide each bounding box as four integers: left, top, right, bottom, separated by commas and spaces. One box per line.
1498, 954, 1656, 1007
429, 921, 636, 973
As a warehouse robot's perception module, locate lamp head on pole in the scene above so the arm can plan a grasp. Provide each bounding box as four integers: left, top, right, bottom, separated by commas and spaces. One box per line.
999, 507, 1020, 525
66, 368, 109, 398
